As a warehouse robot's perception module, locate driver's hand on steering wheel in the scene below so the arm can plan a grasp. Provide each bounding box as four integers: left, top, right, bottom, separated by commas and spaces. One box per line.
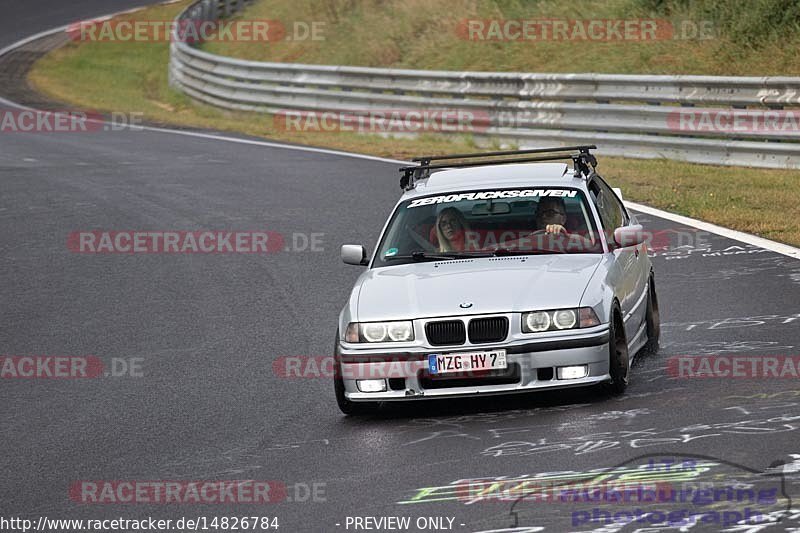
545, 224, 567, 234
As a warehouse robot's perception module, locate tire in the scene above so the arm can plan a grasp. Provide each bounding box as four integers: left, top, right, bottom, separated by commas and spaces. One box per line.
643, 274, 660, 355
601, 308, 630, 395
333, 332, 379, 415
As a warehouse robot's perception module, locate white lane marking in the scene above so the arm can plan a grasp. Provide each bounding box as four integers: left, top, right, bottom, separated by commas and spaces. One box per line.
0, 89, 408, 166
133, 125, 411, 165
1, 19, 799, 261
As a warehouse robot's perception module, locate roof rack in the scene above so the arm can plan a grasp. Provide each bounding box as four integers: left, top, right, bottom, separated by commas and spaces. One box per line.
399, 145, 597, 190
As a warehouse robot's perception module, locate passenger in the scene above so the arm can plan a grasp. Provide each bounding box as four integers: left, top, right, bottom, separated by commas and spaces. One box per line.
435, 207, 471, 252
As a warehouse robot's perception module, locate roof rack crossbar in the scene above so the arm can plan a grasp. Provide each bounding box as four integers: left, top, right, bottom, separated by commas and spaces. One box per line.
411, 145, 596, 164
400, 146, 598, 190
400, 153, 579, 174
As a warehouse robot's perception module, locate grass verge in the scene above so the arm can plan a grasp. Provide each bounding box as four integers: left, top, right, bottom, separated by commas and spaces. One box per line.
201, 0, 800, 76
26, 0, 800, 246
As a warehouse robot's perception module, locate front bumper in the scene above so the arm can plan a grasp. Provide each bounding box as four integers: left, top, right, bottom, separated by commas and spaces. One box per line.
337, 327, 610, 401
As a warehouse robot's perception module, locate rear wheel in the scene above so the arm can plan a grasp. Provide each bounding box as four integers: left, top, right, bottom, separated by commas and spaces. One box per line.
601, 309, 629, 395
643, 274, 660, 355
333, 332, 380, 415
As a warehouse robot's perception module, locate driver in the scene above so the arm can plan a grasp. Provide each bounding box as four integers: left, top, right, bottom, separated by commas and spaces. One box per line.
535, 197, 569, 234
528, 197, 597, 253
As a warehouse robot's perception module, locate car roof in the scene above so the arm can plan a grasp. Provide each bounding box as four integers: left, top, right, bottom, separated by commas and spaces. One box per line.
400, 162, 587, 199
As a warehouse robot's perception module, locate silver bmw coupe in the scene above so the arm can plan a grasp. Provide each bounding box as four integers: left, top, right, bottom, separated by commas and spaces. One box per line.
335, 146, 660, 414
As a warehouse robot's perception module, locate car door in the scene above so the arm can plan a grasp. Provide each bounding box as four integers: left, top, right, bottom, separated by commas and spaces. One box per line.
588, 177, 645, 341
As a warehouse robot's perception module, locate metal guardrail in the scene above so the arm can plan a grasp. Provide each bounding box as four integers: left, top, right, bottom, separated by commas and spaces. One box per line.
169, 0, 800, 168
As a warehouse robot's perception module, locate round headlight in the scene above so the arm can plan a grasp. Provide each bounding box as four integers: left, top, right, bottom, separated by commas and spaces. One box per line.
362, 323, 388, 342
388, 322, 413, 341
554, 310, 577, 330
525, 311, 551, 332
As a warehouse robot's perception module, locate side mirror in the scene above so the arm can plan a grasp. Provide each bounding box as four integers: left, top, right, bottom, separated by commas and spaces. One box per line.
614, 224, 645, 248
341, 244, 369, 266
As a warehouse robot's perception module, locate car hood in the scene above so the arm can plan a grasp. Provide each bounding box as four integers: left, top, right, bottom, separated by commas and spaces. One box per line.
356, 255, 603, 321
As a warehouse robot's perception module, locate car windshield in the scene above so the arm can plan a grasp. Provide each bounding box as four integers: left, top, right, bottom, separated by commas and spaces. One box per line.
373, 187, 603, 267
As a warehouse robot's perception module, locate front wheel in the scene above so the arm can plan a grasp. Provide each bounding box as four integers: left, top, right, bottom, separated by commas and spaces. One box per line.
643, 275, 660, 355
601, 309, 629, 395
333, 332, 379, 415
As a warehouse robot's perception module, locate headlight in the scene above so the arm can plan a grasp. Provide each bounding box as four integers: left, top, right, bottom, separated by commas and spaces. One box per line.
522, 307, 600, 333
387, 322, 414, 341
523, 311, 551, 332
346, 321, 414, 343
553, 310, 577, 330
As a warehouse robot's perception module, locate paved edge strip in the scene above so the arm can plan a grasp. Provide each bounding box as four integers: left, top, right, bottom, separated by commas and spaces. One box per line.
626, 200, 800, 259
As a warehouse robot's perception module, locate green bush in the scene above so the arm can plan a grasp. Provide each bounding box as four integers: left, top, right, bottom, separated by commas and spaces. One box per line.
627, 0, 800, 47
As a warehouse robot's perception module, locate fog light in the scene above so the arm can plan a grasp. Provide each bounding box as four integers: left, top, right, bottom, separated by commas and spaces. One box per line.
357, 379, 387, 392
557, 365, 588, 380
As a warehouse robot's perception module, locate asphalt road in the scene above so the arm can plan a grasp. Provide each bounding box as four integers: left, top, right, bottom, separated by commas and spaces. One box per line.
2, 2, 800, 532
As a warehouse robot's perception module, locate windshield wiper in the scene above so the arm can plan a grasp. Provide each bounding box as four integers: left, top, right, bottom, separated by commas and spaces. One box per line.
491, 248, 555, 256
385, 251, 492, 262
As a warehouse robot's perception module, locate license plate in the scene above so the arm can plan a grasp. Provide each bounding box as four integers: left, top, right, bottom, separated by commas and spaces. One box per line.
428, 350, 507, 375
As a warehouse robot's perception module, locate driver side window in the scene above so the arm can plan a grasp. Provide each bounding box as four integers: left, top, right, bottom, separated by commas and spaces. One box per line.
589, 179, 627, 246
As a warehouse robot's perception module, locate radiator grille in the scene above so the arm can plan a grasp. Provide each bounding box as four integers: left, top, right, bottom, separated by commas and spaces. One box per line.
425, 320, 466, 346
468, 316, 509, 344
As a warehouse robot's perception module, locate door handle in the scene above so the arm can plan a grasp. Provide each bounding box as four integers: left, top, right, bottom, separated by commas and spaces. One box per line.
634, 248, 640, 258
